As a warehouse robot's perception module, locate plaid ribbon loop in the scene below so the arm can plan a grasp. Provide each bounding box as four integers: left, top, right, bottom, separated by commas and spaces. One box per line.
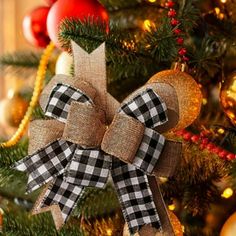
13, 83, 169, 234
102, 88, 168, 175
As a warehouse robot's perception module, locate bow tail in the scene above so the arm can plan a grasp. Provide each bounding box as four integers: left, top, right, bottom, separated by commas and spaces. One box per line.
12, 139, 76, 193
111, 158, 161, 235
32, 175, 84, 230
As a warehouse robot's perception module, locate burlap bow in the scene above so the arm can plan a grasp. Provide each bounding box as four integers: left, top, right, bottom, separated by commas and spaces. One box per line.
13, 42, 182, 236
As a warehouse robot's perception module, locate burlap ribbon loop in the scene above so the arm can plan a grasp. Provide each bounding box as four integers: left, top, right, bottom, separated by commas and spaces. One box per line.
63, 101, 106, 148
102, 113, 145, 163
12, 42, 182, 236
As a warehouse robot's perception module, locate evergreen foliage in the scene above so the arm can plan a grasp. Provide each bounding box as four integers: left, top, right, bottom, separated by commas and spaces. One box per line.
0, 0, 236, 235
0, 52, 41, 70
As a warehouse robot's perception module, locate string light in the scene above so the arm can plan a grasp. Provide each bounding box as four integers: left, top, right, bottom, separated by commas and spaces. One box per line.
214, 7, 220, 15
221, 187, 233, 199
168, 203, 176, 211
0, 42, 54, 148
202, 98, 208, 105
219, 13, 225, 20
148, 0, 156, 2
221, 0, 227, 3
106, 229, 113, 236
218, 128, 225, 134
7, 89, 15, 99
142, 19, 155, 31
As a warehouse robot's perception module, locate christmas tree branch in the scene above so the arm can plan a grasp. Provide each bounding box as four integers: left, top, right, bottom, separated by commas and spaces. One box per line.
177, 0, 200, 32
59, 18, 150, 59
99, 0, 147, 11
0, 51, 41, 69
75, 184, 119, 219
0, 139, 28, 167
4, 210, 84, 236
162, 143, 230, 216
142, 17, 178, 63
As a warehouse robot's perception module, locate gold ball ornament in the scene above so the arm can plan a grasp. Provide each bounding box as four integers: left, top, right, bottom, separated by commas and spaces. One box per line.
55, 51, 73, 76
0, 95, 29, 127
220, 212, 236, 236
220, 72, 236, 126
123, 211, 183, 236
148, 69, 202, 131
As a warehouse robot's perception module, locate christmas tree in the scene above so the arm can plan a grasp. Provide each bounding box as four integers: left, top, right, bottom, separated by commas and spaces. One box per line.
0, 0, 236, 235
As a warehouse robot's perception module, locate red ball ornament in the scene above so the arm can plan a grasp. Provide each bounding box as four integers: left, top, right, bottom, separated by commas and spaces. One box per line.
47, 0, 109, 47
44, 0, 57, 6
23, 6, 50, 48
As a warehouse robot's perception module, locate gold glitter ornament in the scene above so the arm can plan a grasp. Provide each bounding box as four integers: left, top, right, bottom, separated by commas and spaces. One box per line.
123, 211, 183, 236
220, 212, 236, 236
148, 66, 202, 131
0, 95, 28, 127
220, 72, 236, 126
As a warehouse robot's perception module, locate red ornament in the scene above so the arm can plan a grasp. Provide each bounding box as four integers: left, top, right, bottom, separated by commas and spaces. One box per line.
47, 0, 109, 47
171, 18, 180, 26
173, 28, 182, 35
191, 135, 199, 143
44, 0, 57, 6
23, 6, 50, 48
178, 48, 187, 56
183, 132, 191, 141
176, 37, 184, 45
165, 1, 175, 8
219, 150, 228, 159
168, 9, 177, 18
182, 56, 189, 62
201, 138, 209, 145
226, 153, 235, 160
212, 147, 221, 154
206, 143, 215, 151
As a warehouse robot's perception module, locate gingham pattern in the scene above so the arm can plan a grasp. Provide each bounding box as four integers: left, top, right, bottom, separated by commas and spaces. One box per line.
64, 149, 112, 188
40, 176, 83, 222
119, 88, 168, 129
13, 86, 168, 233
13, 140, 76, 193
119, 89, 167, 174
45, 83, 92, 123
133, 128, 165, 174
111, 159, 161, 234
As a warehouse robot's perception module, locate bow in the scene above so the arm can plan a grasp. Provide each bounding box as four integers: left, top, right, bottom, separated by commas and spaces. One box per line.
13, 42, 182, 235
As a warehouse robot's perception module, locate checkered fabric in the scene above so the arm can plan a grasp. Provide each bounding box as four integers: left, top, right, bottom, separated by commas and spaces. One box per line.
111, 158, 161, 234
13, 140, 76, 193
119, 88, 168, 129
45, 83, 92, 123
64, 149, 112, 188
119, 89, 167, 174
133, 128, 165, 174
40, 175, 83, 222
13, 86, 168, 233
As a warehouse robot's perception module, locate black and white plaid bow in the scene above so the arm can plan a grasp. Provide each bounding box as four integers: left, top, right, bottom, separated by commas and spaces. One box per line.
13, 83, 168, 234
